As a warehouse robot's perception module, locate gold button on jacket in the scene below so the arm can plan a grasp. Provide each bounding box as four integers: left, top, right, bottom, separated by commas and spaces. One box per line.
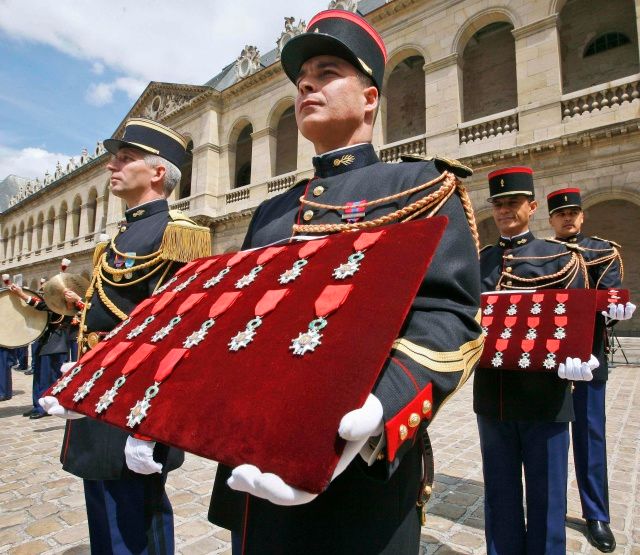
303, 210, 314, 221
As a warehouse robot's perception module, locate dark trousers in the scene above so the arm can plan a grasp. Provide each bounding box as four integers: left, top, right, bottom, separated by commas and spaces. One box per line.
572, 380, 609, 522
84, 475, 174, 555
0, 348, 12, 399
477, 415, 569, 555
32, 352, 67, 415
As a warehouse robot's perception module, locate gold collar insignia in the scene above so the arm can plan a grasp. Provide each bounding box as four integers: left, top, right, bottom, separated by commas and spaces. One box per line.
333, 154, 356, 167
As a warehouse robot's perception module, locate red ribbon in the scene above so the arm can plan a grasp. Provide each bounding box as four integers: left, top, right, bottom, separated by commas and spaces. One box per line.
509, 294, 522, 304
80, 340, 108, 363
256, 246, 286, 265
481, 316, 493, 327
485, 295, 498, 304
527, 317, 540, 328
152, 292, 176, 314
209, 291, 242, 319
153, 348, 188, 383
556, 293, 568, 303
130, 297, 155, 318
176, 293, 206, 316
227, 250, 252, 268
101, 341, 132, 367
521, 339, 535, 352
298, 238, 329, 259
196, 257, 220, 273
255, 289, 289, 318
554, 316, 568, 327
353, 230, 385, 252
121, 344, 156, 376
546, 339, 560, 353
314, 284, 353, 318
495, 339, 509, 352
532, 293, 544, 303
504, 316, 517, 328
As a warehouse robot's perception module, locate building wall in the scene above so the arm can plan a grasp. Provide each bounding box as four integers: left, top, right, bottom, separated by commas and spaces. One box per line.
2, 0, 640, 332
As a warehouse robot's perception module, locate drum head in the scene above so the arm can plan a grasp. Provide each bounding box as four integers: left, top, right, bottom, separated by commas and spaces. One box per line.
0, 288, 49, 348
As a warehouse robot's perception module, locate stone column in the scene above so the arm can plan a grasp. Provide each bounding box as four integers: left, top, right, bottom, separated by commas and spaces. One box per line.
65, 210, 74, 241
423, 54, 463, 155
94, 195, 105, 235
78, 202, 90, 238
30, 225, 38, 252
512, 15, 563, 143
250, 127, 276, 183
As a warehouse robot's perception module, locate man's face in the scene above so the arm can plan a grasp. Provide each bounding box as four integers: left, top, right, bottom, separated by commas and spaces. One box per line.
294, 55, 375, 147
491, 195, 537, 237
106, 147, 157, 199
549, 207, 584, 238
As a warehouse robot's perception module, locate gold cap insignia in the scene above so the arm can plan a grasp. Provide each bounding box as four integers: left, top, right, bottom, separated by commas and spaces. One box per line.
357, 57, 373, 76
333, 154, 356, 167
564, 195, 568, 201
500, 178, 505, 187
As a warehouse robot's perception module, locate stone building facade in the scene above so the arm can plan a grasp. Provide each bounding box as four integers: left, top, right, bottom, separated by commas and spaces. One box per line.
2, 0, 639, 333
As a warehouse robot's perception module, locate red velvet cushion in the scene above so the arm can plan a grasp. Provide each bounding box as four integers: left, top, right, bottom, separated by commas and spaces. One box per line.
49, 217, 447, 493
478, 288, 628, 371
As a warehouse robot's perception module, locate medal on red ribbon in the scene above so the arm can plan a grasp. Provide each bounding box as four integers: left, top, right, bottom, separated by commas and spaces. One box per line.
530, 293, 544, 315
332, 231, 384, 280
525, 316, 540, 340
72, 342, 132, 403
500, 316, 517, 339
151, 316, 182, 343
554, 292, 568, 315
236, 247, 286, 289
481, 315, 493, 337
204, 251, 251, 289
506, 294, 522, 316
290, 284, 353, 356
229, 289, 289, 351
553, 315, 568, 340
543, 339, 561, 370
279, 239, 328, 285
127, 348, 187, 428
173, 272, 200, 292
182, 291, 241, 349
126, 316, 155, 339
95, 344, 156, 414
341, 199, 367, 223
491, 338, 509, 368
483, 295, 498, 315
52, 364, 83, 394
518, 339, 535, 369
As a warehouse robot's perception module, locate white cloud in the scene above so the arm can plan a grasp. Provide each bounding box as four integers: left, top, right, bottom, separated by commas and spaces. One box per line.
86, 77, 147, 106
91, 62, 105, 75
0, 0, 330, 85
0, 145, 73, 181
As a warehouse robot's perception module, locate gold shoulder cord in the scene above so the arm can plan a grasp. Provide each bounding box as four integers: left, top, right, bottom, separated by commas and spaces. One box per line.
582, 246, 624, 287
497, 250, 588, 290
291, 171, 481, 255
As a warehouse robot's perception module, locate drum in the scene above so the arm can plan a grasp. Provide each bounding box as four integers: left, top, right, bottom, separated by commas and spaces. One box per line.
0, 287, 49, 348
42, 273, 90, 316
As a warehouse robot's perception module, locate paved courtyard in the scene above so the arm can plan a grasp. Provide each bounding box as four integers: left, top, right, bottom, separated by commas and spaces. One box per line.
1, 339, 639, 554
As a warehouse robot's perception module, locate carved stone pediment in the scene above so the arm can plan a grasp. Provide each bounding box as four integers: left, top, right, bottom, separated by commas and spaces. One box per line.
236, 45, 261, 80
276, 17, 306, 59
141, 92, 195, 121
328, 0, 357, 11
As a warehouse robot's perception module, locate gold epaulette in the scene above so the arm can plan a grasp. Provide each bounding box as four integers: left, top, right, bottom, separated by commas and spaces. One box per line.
159, 211, 212, 263
590, 236, 621, 249
92, 239, 110, 267
400, 154, 473, 178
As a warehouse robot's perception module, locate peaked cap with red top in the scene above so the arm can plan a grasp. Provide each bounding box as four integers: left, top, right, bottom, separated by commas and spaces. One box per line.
280, 10, 387, 91
547, 188, 582, 215
487, 166, 536, 201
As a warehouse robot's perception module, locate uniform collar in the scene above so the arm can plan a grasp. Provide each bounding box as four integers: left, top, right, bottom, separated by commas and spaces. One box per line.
556, 232, 583, 244
312, 143, 379, 178
497, 230, 535, 249
125, 198, 168, 223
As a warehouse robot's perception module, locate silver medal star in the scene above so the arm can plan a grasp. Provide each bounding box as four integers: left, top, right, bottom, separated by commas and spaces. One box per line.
506, 304, 518, 316
127, 398, 152, 428
105, 319, 130, 340
290, 329, 322, 356
518, 353, 531, 369
553, 327, 566, 340
526, 329, 537, 340
500, 328, 512, 339
95, 387, 118, 413
229, 329, 256, 351
203, 269, 229, 289
151, 322, 176, 343
73, 379, 95, 402
554, 303, 566, 315
127, 323, 148, 339
278, 267, 301, 284
481, 326, 489, 336
483, 305, 494, 315
530, 303, 542, 315
184, 329, 208, 348
174, 273, 199, 292
332, 261, 359, 280
235, 273, 256, 289
155, 276, 178, 295
543, 354, 557, 370
491, 352, 503, 368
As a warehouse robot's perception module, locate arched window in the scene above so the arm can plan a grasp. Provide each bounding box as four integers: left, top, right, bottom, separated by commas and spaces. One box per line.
274, 106, 298, 176
72, 195, 82, 238
234, 124, 253, 188
178, 140, 194, 199
461, 22, 517, 122
584, 32, 631, 57
385, 55, 426, 143
559, 0, 639, 93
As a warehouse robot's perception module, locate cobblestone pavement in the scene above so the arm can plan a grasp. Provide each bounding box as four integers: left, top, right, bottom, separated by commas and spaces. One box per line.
1, 339, 638, 554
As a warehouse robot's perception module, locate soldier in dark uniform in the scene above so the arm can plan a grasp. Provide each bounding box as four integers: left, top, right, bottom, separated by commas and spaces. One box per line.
547, 187, 634, 553
0, 347, 11, 401
474, 167, 598, 555
8, 283, 72, 418
207, 10, 483, 555
40, 119, 211, 554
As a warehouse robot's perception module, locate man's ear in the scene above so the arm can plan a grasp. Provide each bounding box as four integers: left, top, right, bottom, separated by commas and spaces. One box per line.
529, 199, 538, 216
150, 164, 166, 191
364, 85, 379, 116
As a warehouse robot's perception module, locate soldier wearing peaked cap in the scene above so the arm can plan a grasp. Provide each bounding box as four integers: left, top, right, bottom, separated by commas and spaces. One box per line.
208, 10, 483, 555
475, 168, 594, 555
547, 187, 634, 553
40, 118, 211, 555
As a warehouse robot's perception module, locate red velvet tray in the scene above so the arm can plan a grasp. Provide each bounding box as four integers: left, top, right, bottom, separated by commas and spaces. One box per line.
479, 288, 629, 371
49, 217, 447, 493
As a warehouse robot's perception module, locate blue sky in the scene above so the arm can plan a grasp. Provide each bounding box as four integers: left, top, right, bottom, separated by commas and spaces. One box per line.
0, 0, 329, 180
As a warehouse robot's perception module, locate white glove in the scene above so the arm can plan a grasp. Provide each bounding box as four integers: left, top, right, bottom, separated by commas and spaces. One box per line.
228, 395, 384, 506
39, 396, 85, 419
557, 354, 599, 381
124, 437, 162, 475
602, 301, 636, 323
60, 362, 76, 374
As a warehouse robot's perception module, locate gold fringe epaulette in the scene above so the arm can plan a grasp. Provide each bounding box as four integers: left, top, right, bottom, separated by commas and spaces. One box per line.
400, 154, 473, 178
160, 211, 211, 263
590, 236, 621, 249
92, 239, 109, 267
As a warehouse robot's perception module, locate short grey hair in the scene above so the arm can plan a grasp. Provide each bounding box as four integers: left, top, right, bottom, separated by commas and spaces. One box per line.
143, 154, 182, 196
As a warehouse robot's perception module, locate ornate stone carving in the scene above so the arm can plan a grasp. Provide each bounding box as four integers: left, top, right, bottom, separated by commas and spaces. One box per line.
236, 45, 261, 80
276, 17, 306, 59
141, 93, 193, 120
328, 0, 357, 12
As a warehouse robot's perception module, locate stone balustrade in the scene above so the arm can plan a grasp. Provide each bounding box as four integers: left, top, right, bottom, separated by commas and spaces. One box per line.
379, 136, 426, 163
561, 74, 640, 120
170, 198, 191, 212
225, 187, 251, 204
267, 172, 297, 194
459, 109, 519, 144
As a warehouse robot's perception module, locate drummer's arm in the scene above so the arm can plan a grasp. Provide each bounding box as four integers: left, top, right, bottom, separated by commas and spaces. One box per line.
8, 284, 46, 310
63, 289, 85, 311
